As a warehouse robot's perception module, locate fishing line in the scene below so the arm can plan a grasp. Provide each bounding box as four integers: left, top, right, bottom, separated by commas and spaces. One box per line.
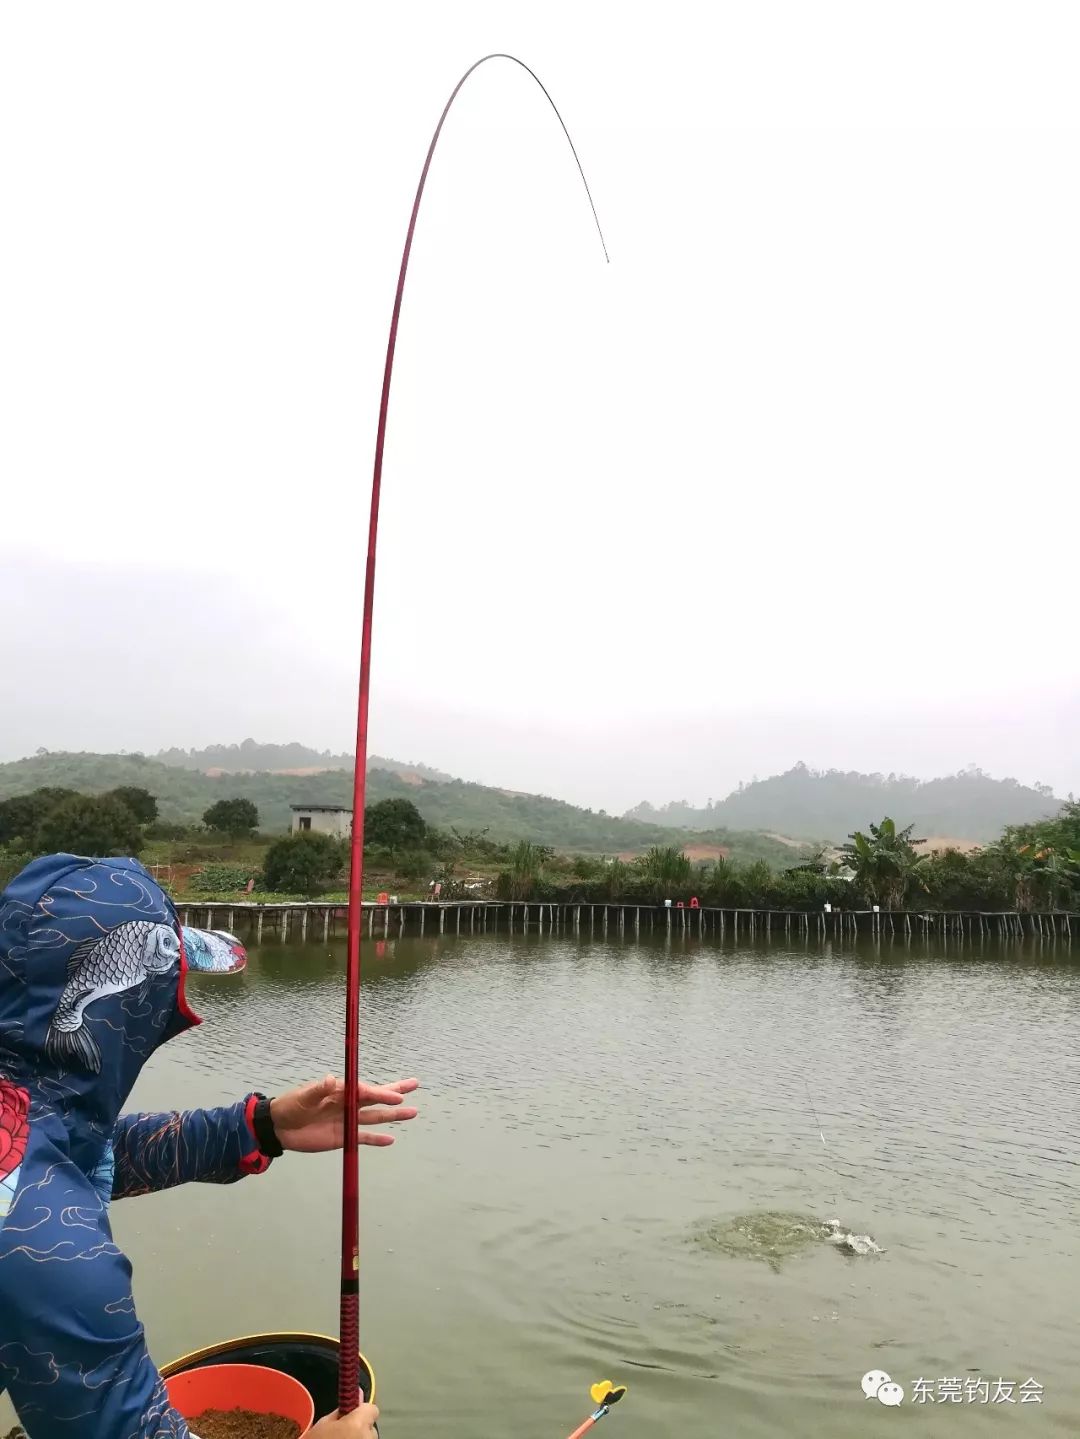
801, 1069, 845, 1215
339, 55, 608, 1414
802, 1074, 827, 1149
801, 1069, 875, 1245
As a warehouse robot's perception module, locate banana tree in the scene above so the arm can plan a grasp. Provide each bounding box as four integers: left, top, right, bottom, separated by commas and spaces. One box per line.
1018, 843, 1080, 910
839, 817, 926, 909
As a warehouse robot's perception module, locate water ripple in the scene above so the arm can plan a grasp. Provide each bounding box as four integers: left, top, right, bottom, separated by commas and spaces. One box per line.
116, 934, 1080, 1439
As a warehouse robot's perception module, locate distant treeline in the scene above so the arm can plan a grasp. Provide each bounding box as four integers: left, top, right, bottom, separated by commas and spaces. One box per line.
0, 752, 809, 865
4, 779, 1077, 914
625, 763, 1061, 843
153, 739, 451, 783
504, 808, 1080, 914
155, 739, 354, 771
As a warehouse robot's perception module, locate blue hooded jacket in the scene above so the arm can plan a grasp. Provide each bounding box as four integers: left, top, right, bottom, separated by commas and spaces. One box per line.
0, 855, 272, 1437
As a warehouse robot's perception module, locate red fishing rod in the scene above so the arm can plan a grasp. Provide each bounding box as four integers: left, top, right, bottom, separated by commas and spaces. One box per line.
339, 54, 609, 1413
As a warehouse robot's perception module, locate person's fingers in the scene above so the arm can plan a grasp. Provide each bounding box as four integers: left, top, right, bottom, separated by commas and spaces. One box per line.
341, 1400, 379, 1431
293, 1076, 419, 1118
358, 1104, 418, 1125
357, 1080, 417, 1105
357, 1131, 396, 1147
313, 1401, 376, 1421
358, 1088, 404, 1106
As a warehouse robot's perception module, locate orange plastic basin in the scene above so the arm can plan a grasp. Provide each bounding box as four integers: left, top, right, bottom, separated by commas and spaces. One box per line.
165, 1360, 316, 1435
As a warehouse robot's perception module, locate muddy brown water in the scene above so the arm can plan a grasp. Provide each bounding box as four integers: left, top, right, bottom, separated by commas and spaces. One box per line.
3, 932, 1078, 1437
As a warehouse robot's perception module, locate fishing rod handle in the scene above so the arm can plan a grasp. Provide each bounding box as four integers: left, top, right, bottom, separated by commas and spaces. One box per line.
338, 1288, 360, 1412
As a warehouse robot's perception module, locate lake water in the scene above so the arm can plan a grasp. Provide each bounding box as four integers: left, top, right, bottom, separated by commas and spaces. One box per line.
10, 932, 1078, 1436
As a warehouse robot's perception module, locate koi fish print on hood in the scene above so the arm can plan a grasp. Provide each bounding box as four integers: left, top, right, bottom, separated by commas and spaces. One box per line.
0, 854, 264, 1439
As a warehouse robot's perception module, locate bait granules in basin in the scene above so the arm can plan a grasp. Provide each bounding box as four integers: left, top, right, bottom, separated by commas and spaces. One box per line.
192, 1409, 301, 1439
4, 1410, 301, 1438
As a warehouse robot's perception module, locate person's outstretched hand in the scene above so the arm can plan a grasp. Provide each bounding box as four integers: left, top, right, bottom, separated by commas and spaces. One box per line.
309, 1399, 380, 1436
271, 1076, 419, 1153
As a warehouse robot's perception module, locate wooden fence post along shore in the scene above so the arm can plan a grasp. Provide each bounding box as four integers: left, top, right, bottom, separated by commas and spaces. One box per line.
177, 900, 1080, 948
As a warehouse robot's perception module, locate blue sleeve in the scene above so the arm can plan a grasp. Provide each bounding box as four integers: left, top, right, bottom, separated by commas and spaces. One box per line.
111, 1096, 272, 1200
0, 1147, 191, 1438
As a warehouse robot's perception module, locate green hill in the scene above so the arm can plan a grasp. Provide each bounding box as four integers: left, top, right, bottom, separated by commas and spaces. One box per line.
624, 762, 1061, 844
154, 738, 451, 782
0, 750, 806, 866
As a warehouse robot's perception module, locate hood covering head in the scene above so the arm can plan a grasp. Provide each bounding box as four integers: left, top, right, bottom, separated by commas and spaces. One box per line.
0, 853, 245, 1173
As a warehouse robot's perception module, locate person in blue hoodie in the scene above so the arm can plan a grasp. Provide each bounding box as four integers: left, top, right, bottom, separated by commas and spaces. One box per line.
0, 854, 419, 1438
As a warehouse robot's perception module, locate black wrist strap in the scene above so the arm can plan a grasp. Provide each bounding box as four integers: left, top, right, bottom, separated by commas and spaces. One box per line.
252, 1093, 284, 1159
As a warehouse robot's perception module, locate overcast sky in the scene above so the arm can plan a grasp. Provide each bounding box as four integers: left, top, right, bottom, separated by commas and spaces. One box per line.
2, 1, 1078, 813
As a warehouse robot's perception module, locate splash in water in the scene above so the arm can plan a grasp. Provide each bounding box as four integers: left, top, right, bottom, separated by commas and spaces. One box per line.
692, 1211, 881, 1272
823, 1218, 883, 1255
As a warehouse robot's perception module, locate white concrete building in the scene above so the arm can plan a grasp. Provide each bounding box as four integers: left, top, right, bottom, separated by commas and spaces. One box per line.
289, 804, 352, 839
